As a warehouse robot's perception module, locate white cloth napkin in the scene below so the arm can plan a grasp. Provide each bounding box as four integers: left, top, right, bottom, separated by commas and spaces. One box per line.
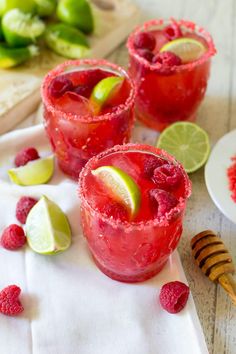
0, 125, 208, 354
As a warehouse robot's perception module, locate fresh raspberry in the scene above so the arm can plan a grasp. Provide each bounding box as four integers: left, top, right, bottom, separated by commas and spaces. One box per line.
163, 23, 182, 41
14, 147, 40, 167
49, 76, 73, 98
16, 196, 38, 224
134, 31, 156, 51
143, 155, 168, 178
101, 201, 128, 222
150, 189, 178, 217
153, 51, 182, 66
152, 164, 182, 189
159, 281, 190, 313
0, 285, 24, 316
1, 224, 26, 250
136, 49, 154, 62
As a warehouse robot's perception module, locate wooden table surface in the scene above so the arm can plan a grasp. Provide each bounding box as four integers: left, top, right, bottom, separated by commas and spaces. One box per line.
14, 0, 236, 353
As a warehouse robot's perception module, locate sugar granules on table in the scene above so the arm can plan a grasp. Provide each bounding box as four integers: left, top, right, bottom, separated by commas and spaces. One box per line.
227, 155, 236, 202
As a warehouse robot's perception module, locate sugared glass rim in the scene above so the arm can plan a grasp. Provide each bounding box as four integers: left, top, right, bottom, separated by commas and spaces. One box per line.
41, 59, 135, 123
78, 143, 192, 231
127, 18, 217, 73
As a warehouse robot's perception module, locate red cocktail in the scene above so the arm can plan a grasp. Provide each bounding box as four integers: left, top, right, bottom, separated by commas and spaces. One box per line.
127, 19, 216, 131
41, 59, 135, 179
79, 144, 191, 282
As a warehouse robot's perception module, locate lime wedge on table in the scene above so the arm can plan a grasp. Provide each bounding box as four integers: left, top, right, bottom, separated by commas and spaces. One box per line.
92, 166, 141, 218
90, 76, 124, 114
2, 9, 45, 47
0, 44, 38, 68
160, 38, 206, 63
157, 122, 210, 173
26, 196, 71, 254
0, 0, 36, 16
8, 155, 54, 185
34, 0, 56, 17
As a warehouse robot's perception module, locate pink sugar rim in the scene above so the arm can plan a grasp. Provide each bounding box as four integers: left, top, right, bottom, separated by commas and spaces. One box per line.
78, 143, 192, 231
127, 18, 217, 73
41, 59, 135, 123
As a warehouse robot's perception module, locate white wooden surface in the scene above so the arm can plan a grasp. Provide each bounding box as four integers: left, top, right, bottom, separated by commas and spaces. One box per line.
11, 0, 236, 353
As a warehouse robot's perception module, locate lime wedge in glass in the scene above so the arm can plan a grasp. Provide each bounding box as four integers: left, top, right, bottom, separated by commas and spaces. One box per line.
45, 23, 90, 59
8, 155, 54, 185
90, 76, 124, 114
26, 195, 71, 254
160, 37, 207, 63
0, 43, 38, 68
2, 9, 45, 47
0, 0, 36, 16
34, 0, 56, 17
157, 122, 210, 173
57, 0, 94, 34
92, 165, 141, 218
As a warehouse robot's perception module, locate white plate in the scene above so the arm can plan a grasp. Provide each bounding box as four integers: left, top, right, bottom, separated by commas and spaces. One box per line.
205, 129, 236, 224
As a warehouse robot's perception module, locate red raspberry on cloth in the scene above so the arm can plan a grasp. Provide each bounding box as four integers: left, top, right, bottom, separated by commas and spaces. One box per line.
14, 147, 40, 167
0, 285, 24, 316
159, 281, 190, 313
16, 196, 38, 224
1, 224, 26, 250
134, 31, 156, 51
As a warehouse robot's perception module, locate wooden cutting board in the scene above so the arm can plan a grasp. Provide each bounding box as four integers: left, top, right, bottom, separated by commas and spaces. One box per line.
0, 0, 140, 134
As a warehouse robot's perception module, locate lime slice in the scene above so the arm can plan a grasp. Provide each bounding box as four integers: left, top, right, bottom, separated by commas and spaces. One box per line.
34, 0, 56, 17
57, 0, 94, 34
157, 122, 210, 173
0, 44, 38, 68
26, 195, 71, 254
8, 155, 54, 185
90, 76, 124, 114
0, 0, 36, 16
45, 23, 90, 59
92, 165, 141, 218
160, 37, 206, 63
2, 9, 45, 47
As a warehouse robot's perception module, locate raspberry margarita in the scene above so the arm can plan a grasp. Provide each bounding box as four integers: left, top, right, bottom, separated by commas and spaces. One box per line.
41, 59, 135, 179
127, 19, 216, 131
79, 144, 191, 282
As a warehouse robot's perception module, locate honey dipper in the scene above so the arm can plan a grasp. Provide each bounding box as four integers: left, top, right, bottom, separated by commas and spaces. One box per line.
191, 230, 236, 305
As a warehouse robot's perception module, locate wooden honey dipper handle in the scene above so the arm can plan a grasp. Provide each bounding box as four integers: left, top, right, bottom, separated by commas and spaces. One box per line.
218, 274, 236, 306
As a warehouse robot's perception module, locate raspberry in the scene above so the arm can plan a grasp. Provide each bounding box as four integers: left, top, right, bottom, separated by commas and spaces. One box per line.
152, 164, 182, 189
16, 196, 38, 224
0, 285, 24, 316
134, 31, 156, 51
143, 155, 168, 178
73, 84, 91, 98
150, 189, 178, 217
163, 23, 182, 41
136, 49, 154, 62
159, 281, 190, 313
14, 147, 40, 167
153, 51, 182, 66
1, 224, 26, 250
101, 201, 128, 222
49, 76, 73, 98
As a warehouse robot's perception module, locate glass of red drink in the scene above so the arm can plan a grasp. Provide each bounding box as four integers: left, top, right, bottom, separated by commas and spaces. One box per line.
127, 19, 216, 131
41, 59, 135, 180
79, 143, 191, 282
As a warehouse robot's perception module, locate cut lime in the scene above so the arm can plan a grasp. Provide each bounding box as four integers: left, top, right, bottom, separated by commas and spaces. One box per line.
92, 165, 141, 218
90, 76, 124, 114
26, 195, 71, 254
57, 0, 94, 34
0, 0, 36, 16
2, 9, 45, 47
44, 23, 90, 59
34, 0, 56, 17
8, 155, 54, 185
160, 37, 206, 63
157, 122, 210, 173
0, 44, 38, 68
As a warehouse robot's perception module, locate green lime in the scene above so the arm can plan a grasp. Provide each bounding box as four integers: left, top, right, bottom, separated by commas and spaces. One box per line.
8, 155, 54, 185
92, 165, 141, 218
26, 195, 71, 254
45, 22, 90, 59
34, 0, 56, 17
0, 0, 36, 16
157, 122, 210, 173
57, 0, 94, 34
90, 76, 124, 114
0, 18, 4, 40
160, 37, 206, 63
0, 43, 38, 68
2, 9, 45, 47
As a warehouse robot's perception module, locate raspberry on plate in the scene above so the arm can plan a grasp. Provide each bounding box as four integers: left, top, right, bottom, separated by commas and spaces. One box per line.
159, 281, 190, 313
1, 224, 26, 250
150, 189, 178, 217
153, 51, 182, 66
134, 31, 156, 51
48, 76, 73, 98
136, 48, 154, 62
16, 196, 38, 224
0, 285, 24, 316
163, 23, 182, 41
14, 147, 40, 167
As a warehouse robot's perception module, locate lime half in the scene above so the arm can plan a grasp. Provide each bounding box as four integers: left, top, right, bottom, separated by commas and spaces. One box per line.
157, 122, 210, 173
8, 155, 54, 185
160, 37, 206, 63
26, 196, 71, 254
35, 0, 56, 17
92, 165, 141, 218
0, 0, 36, 16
